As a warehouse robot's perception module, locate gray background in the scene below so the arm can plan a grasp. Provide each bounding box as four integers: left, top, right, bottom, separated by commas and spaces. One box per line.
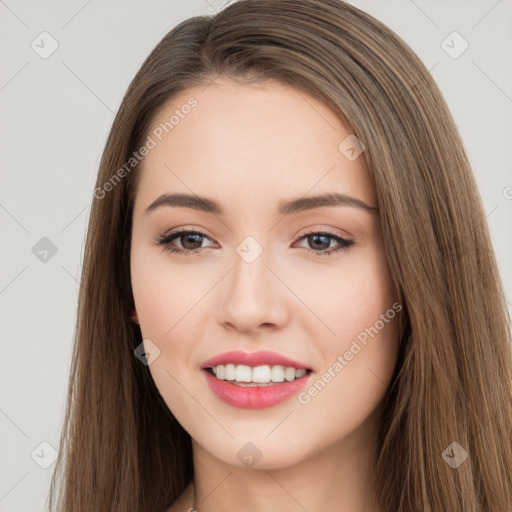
0, 0, 511, 510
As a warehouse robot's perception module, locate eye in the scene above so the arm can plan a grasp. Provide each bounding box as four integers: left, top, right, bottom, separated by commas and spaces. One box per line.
157, 228, 216, 256
293, 229, 354, 256
156, 228, 354, 256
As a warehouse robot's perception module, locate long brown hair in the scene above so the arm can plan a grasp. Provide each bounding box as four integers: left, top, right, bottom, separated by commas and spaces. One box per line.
47, 1, 512, 510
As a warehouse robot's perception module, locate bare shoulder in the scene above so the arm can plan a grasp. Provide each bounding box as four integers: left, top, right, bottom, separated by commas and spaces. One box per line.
164, 481, 194, 512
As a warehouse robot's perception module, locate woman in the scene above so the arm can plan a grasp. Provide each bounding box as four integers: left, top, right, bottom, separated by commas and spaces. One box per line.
48, 1, 512, 511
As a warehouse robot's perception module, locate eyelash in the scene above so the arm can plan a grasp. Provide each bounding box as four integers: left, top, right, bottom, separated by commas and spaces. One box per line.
156, 227, 354, 257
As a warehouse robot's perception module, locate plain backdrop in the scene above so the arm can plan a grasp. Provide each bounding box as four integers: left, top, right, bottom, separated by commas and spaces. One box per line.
0, 0, 511, 510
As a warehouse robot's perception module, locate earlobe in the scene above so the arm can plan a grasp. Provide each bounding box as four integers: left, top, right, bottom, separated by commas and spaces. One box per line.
130, 307, 139, 324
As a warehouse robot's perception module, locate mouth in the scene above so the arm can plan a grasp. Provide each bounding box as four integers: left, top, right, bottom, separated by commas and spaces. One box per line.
206, 364, 311, 386
200, 351, 314, 409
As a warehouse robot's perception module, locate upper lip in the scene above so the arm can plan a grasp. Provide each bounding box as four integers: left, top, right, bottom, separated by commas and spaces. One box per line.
201, 350, 312, 370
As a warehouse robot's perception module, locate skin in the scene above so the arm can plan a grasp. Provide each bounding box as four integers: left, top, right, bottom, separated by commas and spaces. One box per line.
130, 78, 401, 512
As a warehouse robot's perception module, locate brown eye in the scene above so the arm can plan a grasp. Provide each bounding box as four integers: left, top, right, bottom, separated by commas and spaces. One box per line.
177, 232, 204, 250
157, 229, 215, 255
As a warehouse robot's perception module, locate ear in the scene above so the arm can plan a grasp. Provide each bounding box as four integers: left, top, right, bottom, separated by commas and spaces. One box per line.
130, 307, 139, 324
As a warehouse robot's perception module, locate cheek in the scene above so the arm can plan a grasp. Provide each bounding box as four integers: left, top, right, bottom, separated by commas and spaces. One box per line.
288, 245, 398, 345
333, 248, 400, 378
130, 244, 212, 339
304, 311, 400, 435
130, 248, 218, 426
294, 246, 400, 418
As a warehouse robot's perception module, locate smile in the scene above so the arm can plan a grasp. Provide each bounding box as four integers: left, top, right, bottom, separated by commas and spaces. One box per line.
201, 351, 314, 409
209, 364, 308, 384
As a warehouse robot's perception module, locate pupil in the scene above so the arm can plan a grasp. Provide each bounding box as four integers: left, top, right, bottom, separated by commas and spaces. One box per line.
310, 234, 329, 250
182, 233, 202, 249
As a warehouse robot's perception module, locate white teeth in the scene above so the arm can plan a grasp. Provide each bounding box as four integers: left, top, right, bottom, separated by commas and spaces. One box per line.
235, 364, 252, 382
252, 365, 271, 383
209, 364, 308, 383
216, 365, 225, 379
271, 365, 285, 382
284, 367, 296, 381
225, 363, 236, 381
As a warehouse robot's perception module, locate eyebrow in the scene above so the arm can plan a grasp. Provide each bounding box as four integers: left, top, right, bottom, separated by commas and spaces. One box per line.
143, 192, 379, 216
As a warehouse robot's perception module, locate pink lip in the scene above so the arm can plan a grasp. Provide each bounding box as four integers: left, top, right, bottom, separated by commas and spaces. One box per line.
201, 350, 311, 370
201, 350, 313, 409
202, 370, 311, 409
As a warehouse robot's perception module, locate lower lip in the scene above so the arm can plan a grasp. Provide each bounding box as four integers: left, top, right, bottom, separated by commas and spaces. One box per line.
202, 369, 311, 409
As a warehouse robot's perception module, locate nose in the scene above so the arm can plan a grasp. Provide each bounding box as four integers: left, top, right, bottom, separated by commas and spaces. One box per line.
216, 241, 290, 335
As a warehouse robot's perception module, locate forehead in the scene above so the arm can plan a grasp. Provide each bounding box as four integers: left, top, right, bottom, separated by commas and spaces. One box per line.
133, 78, 376, 215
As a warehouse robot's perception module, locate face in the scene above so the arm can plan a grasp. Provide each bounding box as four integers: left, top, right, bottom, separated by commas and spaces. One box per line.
130, 78, 401, 470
